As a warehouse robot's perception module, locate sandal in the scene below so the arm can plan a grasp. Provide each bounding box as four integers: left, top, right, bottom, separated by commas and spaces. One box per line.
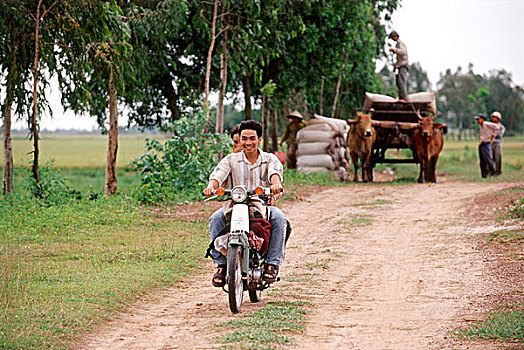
212, 265, 227, 287
262, 264, 279, 283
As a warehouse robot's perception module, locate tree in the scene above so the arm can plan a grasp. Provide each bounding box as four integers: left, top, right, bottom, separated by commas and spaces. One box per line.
0, 0, 62, 196
121, 0, 206, 130
408, 62, 431, 93
437, 65, 524, 137
437, 66, 481, 139
216, 0, 229, 134
485, 70, 524, 135
30, 0, 62, 197
204, 0, 219, 120
56, 1, 133, 196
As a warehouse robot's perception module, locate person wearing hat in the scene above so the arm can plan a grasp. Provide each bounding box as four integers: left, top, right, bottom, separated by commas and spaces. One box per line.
279, 111, 306, 169
388, 30, 409, 101
475, 113, 500, 178
490, 111, 505, 176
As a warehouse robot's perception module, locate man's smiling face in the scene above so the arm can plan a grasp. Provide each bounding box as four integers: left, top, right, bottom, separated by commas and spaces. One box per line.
240, 129, 261, 154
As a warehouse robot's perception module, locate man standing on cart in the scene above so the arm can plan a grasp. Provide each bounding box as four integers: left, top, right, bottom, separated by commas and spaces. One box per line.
389, 30, 409, 102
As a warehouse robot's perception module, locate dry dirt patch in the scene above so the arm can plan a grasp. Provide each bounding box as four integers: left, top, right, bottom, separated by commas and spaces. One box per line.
77, 180, 523, 350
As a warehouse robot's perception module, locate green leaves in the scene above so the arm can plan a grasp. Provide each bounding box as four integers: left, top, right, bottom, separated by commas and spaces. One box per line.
130, 109, 231, 204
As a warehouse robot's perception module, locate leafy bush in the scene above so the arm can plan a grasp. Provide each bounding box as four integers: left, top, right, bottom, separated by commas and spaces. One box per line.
130, 111, 231, 204
23, 162, 82, 206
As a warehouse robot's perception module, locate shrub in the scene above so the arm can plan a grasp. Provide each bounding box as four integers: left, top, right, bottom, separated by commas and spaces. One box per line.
130, 111, 231, 204
23, 161, 82, 206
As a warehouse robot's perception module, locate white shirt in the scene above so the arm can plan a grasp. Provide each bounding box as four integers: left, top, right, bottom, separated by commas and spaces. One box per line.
209, 149, 283, 190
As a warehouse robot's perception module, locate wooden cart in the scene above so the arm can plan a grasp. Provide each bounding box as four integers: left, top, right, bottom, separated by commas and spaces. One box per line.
362, 92, 438, 172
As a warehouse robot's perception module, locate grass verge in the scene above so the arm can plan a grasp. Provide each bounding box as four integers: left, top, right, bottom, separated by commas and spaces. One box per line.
454, 305, 524, 342
214, 301, 307, 349
0, 195, 208, 350
453, 186, 524, 345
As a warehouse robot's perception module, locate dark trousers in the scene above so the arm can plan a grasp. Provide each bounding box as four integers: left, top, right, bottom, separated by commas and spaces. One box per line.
479, 142, 495, 178
287, 143, 297, 169
396, 65, 409, 101
491, 142, 502, 175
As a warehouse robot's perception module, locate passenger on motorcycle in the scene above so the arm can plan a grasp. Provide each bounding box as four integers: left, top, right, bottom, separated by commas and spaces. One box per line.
203, 120, 287, 287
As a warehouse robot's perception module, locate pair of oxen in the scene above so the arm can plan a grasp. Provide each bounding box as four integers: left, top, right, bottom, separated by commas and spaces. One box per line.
346, 111, 446, 183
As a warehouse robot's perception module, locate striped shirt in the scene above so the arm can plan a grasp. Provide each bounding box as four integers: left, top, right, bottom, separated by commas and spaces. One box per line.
209, 149, 283, 190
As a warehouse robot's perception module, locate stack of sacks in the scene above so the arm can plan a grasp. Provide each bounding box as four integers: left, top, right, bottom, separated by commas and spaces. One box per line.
296, 114, 351, 180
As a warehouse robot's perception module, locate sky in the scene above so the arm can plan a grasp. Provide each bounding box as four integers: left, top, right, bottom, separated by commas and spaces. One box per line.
379, 0, 524, 87
12, 0, 524, 131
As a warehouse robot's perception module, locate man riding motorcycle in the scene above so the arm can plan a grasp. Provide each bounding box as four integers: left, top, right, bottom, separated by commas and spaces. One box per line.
203, 120, 287, 287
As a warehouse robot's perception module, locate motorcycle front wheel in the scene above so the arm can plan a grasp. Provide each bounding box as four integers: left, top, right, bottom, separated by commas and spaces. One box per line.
227, 245, 244, 313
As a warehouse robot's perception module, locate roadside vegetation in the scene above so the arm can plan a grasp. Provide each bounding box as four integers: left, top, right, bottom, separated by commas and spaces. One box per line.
453, 186, 524, 344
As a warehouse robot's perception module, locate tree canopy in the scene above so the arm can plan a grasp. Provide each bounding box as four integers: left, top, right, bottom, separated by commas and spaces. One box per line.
437, 65, 524, 135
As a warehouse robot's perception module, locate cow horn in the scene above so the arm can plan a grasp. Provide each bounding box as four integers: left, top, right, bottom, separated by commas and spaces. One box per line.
415, 110, 422, 120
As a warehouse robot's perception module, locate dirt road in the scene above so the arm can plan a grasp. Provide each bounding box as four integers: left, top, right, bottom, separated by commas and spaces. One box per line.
78, 180, 522, 350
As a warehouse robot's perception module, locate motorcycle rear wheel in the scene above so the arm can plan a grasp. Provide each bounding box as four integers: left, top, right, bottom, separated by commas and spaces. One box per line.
248, 288, 261, 303
227, 245, 244, 314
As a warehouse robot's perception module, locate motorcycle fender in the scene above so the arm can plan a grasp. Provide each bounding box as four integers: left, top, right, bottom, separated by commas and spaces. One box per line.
230, 203, 249, 234
228, 204, 250, 274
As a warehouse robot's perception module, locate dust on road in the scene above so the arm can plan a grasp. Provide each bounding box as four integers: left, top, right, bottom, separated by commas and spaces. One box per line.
77, 180, 522, 350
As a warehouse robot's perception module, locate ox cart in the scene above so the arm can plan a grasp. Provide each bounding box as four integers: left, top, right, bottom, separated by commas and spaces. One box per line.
363, 92, 439, 176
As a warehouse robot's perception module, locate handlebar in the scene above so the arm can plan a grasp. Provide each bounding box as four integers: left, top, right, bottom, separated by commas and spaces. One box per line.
202, 186, 283, 199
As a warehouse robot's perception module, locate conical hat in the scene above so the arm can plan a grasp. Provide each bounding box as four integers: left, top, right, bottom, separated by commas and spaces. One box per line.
286, 110, 304, 120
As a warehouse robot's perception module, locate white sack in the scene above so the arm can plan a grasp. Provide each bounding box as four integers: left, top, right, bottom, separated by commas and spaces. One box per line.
297, 166, 330, 174
297, 129, 336, 143
306, 120, 338, 132
297, 142, 332, 156
297, 154, 335, 169
312, 114, 348, 135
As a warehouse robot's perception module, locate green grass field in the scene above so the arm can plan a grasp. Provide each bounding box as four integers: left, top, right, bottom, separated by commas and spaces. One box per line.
10, 133, 157, 169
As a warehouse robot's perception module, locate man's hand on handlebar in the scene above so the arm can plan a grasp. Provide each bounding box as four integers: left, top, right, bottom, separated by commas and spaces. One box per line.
269, 183, 283, 204
203, 179, 219, 197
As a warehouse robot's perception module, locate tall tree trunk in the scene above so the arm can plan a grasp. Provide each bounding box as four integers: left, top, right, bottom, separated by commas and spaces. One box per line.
162, 78, 180, 122
319, 75, 324, 115
204, 0, 219, 119
3, 39, 17, 196
271, 108, 278, 152
243, 74, 253, 120
105, 70, 118, 197
331, 52, 348, 118
3, 98, 13, 195
262, 98, 269, 152
31, 0, 43, 198
216, 7, 228, 134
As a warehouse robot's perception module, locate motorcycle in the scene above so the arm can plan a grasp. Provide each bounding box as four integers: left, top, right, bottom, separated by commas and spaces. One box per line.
204, 185, 279, 314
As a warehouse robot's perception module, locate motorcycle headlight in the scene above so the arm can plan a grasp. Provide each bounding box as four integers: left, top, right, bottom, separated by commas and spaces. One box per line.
231, 186, 248, 203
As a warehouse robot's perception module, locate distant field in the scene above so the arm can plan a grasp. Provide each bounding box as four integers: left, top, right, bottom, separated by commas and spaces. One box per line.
9, 133, 523, 169
10, 133, 164, 169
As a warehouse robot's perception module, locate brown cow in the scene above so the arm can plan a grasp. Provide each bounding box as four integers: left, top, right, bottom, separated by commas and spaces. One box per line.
411, 116, 446, 183
347, 111, 377, 182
